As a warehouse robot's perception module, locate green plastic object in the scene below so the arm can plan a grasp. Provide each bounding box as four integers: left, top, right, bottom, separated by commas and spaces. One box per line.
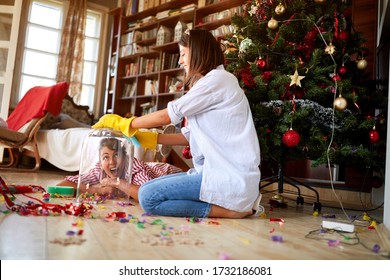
46, 186, 75, 197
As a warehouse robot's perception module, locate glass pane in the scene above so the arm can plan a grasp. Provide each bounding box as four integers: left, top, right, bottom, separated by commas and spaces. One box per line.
30, 1, 62, 29
85, 12, 100, 38
0, 48, 8, 76
19, 75, 55, 100
26, 25, 60, 53
22, 49, 58, 78
0, 13, 12, 41
84, 37, 99, 61
83, 61, 97, 84
80, 84, 94, 108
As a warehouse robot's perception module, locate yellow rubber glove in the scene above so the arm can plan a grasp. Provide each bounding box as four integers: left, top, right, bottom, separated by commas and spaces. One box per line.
134, 130, 158, 151
92, 114, 137, 137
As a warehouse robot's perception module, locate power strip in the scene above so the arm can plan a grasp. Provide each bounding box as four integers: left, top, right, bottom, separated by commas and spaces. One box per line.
322, 220, 355, 233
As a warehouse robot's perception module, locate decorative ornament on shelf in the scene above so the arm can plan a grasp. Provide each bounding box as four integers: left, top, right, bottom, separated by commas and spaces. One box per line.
357, 58, 368, 70
314, 0, 327, 3
324, 42, 336, 55
289, 69, 305, 87
333, 94, 348, 111
275, 3, 286, 15
369, 125, 379, 143
282, 128, 301, 147
267, 18, 279, 29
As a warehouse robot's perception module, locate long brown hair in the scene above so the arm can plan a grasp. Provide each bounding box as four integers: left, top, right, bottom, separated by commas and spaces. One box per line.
179, 29, 225, 88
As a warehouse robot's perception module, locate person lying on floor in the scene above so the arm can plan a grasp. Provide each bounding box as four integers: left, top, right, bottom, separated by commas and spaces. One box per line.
57, 137, 182, 201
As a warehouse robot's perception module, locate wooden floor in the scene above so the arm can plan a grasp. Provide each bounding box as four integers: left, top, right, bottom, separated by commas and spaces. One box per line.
0, 168, 389, 260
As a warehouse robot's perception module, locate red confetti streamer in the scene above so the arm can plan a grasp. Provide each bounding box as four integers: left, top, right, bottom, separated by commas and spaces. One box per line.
270, 218, 285, 222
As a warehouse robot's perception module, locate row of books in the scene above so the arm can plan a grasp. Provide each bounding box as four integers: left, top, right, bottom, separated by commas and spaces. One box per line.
201, 6, 244, 23
123, 82, 137, 97
119, 43, 152, 57
144, 79, 159, 96
140, 102, 157, 116
124, 0, 238, 18
121, 29, 157, 46
210, 24, 235, 37
122, 79, 160, 98
155, 3, 197, 20
139, 57, 161, 74
123, 0, 164, 16
123, 0, 138, 16
161, 52, 180, 70
125, 62, 139, 76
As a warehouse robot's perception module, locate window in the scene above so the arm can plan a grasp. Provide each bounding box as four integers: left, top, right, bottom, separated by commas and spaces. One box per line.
19, 0, 103, 110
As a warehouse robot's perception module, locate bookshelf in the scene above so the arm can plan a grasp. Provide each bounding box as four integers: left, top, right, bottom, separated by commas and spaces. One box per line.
105, 0, 246, 117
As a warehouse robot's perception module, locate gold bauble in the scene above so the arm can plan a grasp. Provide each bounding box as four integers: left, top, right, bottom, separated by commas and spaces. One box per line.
272, 194, 284, 203
267, 18, 279, 29
275, 3, 286, 15
357, 59, 368, 70
314, 0, 327, 3
333, 96, 348, 111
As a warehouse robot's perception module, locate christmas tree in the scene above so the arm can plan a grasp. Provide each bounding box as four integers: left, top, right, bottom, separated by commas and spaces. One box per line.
224, 0, 387, 176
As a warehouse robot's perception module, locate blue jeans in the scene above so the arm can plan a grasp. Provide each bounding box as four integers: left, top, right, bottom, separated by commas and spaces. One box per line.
138, 172, 212, 217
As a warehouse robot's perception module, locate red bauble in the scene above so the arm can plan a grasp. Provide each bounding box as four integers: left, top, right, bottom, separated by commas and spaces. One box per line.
338, 65, 347, 75
282, 129, 301, 147
332, 74, 341, 81
369, 130, 379, 143
262, 71, 272, 80
370, 176, 383, 189
182, 146, 192, 159
338, 30, 349, 41
256, 59, 266, 68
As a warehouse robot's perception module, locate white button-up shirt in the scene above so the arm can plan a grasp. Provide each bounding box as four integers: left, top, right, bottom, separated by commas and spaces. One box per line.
167, 65, 261, 212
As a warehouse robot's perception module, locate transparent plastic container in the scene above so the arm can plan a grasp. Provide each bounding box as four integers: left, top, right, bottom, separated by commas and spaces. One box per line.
76, 129, 134, 203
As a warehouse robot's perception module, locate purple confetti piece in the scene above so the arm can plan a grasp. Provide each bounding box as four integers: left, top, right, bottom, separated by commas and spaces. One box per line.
372, 244, 380, 253
66, 230, 76, 236
271, 235, 283, 242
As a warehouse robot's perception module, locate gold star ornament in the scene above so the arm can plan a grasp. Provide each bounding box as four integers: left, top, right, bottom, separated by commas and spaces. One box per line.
289, 70, 305, 87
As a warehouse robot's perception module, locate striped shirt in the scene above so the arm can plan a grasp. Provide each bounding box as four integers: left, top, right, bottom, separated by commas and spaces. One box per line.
65, 157, 182, 186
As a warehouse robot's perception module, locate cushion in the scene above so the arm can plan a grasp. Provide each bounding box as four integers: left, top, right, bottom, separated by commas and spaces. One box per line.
49, 113, 90, 129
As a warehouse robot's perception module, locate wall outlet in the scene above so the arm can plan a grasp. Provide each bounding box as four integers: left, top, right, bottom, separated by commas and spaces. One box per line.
322, 220, 355, 233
